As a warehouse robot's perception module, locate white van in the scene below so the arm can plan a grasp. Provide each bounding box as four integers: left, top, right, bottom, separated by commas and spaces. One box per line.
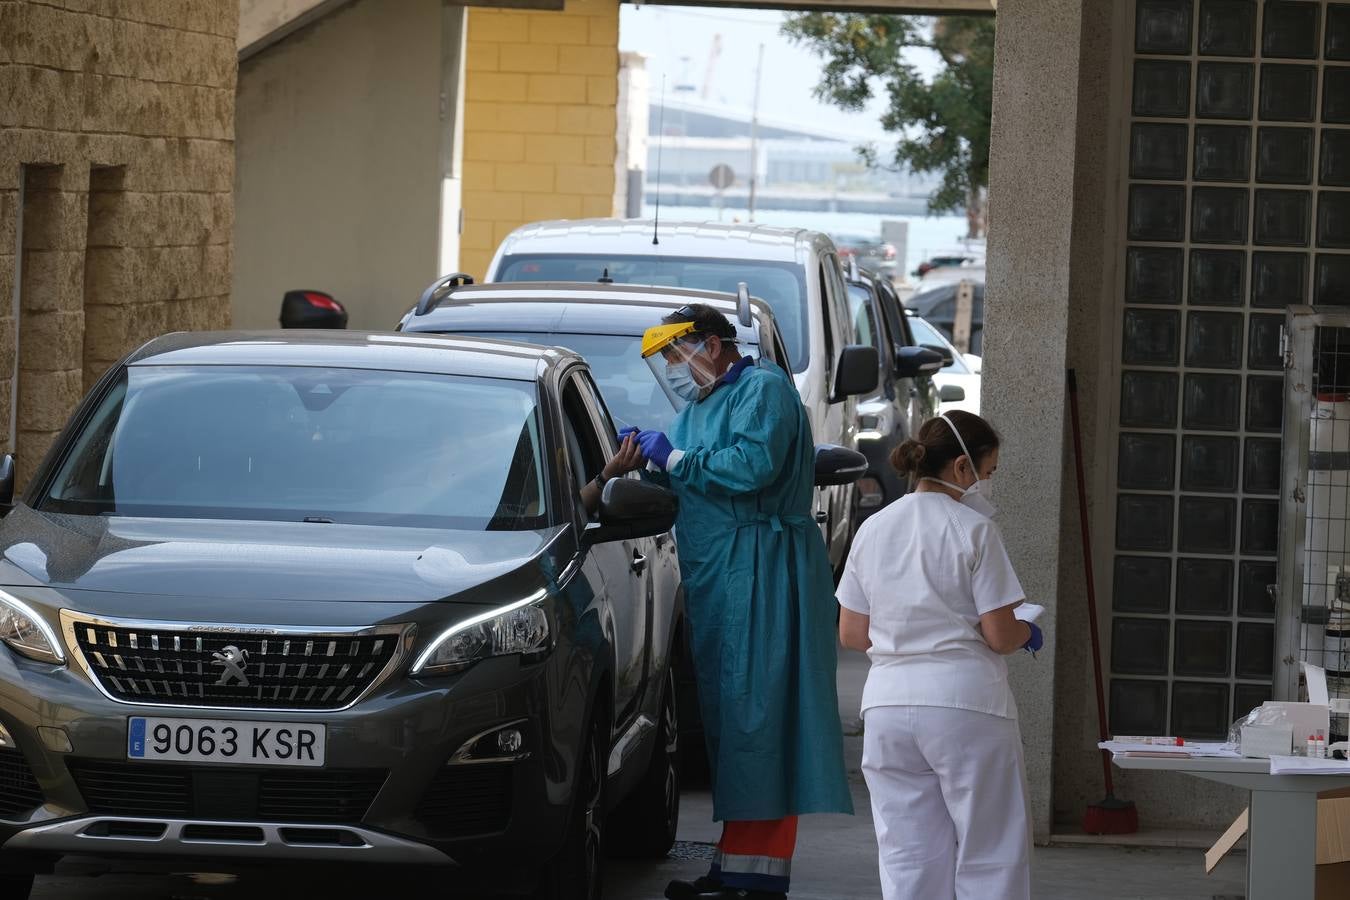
485, 219, 877, 569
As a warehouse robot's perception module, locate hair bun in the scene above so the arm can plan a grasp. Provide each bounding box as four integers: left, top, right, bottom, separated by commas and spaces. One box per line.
890, 439, 926, 475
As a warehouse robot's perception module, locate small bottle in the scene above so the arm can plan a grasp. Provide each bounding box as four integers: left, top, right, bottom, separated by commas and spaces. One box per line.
1308, 734, 1317, 757
1318, 731, 1327, 759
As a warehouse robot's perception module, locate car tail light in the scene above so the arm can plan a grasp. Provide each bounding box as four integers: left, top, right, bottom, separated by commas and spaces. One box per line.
303, 291, 343, 312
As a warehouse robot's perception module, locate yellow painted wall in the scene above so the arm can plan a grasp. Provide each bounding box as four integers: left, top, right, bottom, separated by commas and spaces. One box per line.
461, 0, 620, 278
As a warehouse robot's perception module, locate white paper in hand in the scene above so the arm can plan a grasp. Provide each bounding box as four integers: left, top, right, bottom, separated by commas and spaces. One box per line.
1014, 603, 1045, 623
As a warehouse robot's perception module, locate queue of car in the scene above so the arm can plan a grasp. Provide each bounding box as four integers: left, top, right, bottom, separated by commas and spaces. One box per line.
0, 215, 957, 900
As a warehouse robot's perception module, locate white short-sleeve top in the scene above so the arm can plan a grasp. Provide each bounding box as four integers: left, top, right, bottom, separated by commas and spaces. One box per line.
836, 491, 1026, 719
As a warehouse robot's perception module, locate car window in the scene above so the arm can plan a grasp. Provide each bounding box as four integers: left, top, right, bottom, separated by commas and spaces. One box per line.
496, 254, 808, 374
560, 377, 607, 520
445, 331, 758, 434
877, 279, 916, 347
907, 316, 971, 375
574, 369, 618, 450
817, 263, 836, 384
846, 284, 880, 350
41, 366, 549, 529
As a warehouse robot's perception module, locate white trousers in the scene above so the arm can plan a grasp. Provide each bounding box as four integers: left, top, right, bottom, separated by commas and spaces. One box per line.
862, 705, 1032, 900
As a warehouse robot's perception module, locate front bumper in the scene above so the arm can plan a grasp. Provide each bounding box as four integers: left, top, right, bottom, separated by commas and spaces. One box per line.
0, 641, 575, 869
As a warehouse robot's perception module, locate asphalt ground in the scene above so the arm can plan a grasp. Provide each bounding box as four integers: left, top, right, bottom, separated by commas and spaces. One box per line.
30, 651, 1248, 899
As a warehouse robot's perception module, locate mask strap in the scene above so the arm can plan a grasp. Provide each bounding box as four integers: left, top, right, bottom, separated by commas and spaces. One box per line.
938, 413, 978, 484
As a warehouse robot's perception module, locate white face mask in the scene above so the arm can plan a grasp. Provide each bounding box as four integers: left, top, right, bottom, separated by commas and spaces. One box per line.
925, 414, 996, 518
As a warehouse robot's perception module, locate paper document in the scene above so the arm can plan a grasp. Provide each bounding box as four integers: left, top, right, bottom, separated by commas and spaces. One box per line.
1303, 661, 1331, 706
1014, 603, 1045, 623
1269, 755, 1350, 775
1098, 740, 1239, 758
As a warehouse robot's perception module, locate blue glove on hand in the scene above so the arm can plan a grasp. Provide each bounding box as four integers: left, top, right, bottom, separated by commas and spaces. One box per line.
637, 430, 675, 470
617, 427, 640, 443
1023, 622, 1043, 654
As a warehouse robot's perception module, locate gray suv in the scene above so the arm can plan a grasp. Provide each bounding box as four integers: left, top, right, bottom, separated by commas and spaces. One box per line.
0, 331, 684, 899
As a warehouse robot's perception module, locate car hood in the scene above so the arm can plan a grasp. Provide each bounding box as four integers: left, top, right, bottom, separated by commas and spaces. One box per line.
0, 505, 562, 605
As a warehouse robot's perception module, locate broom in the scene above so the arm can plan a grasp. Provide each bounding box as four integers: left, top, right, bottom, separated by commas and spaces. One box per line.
1067, 369, 1139, 835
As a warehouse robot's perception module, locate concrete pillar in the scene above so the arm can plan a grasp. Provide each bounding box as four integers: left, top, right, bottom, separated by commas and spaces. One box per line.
983, 0, 1085, 843
16, 164, 88, 487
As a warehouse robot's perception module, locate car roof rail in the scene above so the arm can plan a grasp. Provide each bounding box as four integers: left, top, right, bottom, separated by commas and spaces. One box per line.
414, 273, 475, 316
736, 282, 753, 327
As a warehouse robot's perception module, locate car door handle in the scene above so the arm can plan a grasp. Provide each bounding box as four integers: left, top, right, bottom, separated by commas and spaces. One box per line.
630, 553, 647, 574
815, 511, 828, 524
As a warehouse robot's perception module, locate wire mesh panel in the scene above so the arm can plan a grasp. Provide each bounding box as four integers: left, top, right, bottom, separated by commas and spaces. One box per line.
1110, 0, 1350, 740
1277, 308, 1350, 731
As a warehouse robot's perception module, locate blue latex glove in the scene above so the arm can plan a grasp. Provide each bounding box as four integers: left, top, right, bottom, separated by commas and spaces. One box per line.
617, 427, 640, 443
1022, 622, 1043, 654
637, 430, 675, 470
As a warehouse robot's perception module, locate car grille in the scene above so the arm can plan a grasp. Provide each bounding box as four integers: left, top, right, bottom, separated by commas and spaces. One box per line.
0, 746, 44, 818
68, 760, 386, 824
68, 619, 401, 711
415, 764, 513, 837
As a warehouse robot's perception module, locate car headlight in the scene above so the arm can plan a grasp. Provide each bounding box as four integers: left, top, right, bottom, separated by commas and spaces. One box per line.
411, 590, 551, 676
0, 591, 64, 665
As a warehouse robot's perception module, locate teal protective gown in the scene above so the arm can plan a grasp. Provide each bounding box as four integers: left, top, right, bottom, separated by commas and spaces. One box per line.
656, 358, 853, 822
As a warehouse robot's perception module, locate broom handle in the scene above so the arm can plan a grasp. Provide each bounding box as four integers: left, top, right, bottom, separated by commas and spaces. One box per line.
1067, 369, 1115, 797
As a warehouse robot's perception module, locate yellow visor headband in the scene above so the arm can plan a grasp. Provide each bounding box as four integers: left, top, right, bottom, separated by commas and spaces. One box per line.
641, 321, 698, 358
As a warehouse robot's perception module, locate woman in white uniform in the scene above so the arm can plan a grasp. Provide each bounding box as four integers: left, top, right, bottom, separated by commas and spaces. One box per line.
836, 410, 1041, 900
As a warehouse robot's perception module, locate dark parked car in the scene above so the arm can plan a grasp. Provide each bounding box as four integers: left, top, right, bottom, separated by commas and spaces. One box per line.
906, 280, 986, 355
844, 269, 942, 518
394, 278, 861, 774
395, 280, 791, 435
0, 330, 685, 899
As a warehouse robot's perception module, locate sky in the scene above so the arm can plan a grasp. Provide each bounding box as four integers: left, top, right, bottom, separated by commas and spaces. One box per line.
618, 6, 941, 144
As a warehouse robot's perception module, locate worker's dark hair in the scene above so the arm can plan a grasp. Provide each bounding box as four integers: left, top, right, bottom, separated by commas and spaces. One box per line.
892, 411, 1000, 478
662, 303, 737, 343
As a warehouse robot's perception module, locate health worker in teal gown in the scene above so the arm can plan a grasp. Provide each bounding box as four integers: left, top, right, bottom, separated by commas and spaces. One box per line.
627, 303, 852, 900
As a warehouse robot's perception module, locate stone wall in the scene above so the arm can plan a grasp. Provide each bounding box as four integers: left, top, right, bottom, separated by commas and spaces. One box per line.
459, 0, 620, 278
0, 0, 237, 484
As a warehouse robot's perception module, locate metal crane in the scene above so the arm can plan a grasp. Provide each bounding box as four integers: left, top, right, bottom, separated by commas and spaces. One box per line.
700, 34, 722, 101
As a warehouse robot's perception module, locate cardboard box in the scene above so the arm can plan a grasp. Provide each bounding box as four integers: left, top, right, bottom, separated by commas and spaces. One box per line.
1207, 789, 1350, 900
1241, 723, 1294, 758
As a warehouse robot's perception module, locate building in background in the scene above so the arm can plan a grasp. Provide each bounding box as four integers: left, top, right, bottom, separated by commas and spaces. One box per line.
0, 0, 238, 484
457, 0, 624, 278
233, 0, 469, 331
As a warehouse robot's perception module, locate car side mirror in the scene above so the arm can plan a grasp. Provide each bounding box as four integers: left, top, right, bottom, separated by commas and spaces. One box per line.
894, 346, 944, 378
0, 455, 14, 512
814, 444, 868, 487
584, 478, 678, 544
921, 343, 955, 367
939, 384, 967, 403
831, 345, 879, 402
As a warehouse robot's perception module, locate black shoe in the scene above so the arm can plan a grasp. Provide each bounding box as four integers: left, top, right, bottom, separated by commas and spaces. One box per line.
664, 876, 723, 900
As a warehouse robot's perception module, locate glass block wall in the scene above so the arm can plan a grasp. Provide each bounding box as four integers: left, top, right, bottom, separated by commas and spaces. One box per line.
1114, 0, 1350, 739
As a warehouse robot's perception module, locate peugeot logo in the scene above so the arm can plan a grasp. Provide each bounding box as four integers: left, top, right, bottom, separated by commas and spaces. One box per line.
211, 645, 250, 687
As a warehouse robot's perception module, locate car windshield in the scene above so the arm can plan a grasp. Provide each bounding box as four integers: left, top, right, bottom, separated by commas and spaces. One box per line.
458, 331, 760, 434
39, 365, 549, 530
907, 316, 970, 374
495, 254, 808, 374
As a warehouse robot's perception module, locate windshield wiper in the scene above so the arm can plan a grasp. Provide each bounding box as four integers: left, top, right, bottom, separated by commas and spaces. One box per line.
302, 516, 335, 524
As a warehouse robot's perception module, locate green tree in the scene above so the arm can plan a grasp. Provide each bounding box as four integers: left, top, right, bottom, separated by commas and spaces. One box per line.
783, 14, 995, 238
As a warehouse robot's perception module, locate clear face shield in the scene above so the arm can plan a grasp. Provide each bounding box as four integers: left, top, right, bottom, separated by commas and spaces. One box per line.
646, 337, 715, 407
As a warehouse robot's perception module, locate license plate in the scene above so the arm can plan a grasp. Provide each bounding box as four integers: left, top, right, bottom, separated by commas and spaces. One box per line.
127, 717, 325, 767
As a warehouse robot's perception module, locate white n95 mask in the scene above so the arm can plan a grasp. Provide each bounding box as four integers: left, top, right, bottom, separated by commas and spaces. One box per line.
936, 413, 997, 518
